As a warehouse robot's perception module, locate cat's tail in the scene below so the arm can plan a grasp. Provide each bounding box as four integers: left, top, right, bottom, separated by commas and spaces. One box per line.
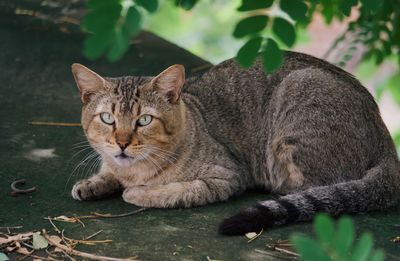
219, 156, 400, 235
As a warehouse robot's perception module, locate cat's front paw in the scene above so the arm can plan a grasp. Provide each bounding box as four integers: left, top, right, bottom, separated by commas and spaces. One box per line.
71, 179, 109, 201
122, 186, 152, 207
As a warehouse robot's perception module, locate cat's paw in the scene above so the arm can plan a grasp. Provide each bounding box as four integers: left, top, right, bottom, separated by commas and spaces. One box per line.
71, 179, 104, 201
122, 186, 152, 207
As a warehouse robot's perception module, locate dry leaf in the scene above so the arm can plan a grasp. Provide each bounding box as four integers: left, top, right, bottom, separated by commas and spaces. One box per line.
32, 232, 48, 250
48, 235, 62, 245
245, 229, 263, 243
0, 252, 9, 261
245, 232, 258, 239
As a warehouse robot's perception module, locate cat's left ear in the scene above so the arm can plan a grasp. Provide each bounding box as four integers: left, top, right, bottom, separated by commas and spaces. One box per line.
71, 63, 107, 103
151, 64, 185, 103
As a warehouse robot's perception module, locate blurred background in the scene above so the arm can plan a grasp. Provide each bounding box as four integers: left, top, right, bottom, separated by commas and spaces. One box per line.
1, 0, 399, 143
142, 0, 400, 136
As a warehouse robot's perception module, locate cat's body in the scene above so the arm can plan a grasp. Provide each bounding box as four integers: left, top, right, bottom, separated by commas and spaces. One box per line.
71, 51, 400, 235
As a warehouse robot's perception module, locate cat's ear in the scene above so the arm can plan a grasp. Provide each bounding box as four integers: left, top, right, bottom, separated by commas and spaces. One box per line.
150, 64, 185, 103
71, 63, 107, 103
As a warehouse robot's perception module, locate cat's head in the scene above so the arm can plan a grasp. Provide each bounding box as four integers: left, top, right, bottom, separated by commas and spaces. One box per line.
71, 64, 186, 167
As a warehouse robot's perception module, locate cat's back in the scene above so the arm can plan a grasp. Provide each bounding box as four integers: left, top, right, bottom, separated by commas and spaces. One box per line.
183, 52, 383, 167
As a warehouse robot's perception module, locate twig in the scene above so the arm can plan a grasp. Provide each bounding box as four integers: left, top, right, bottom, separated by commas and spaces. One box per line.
42, 230, 140, 261
90, 208, 147, 218
11, 179, 37, 194
0, 226, 23, 232
254, 249, 296, 260
83, 230, 103, 240
0, 232, 34, 246
29, 121, 81, 127
274, 247, 299, 257
73, 217, 85, 227
46, 217, 61, 234
17, 253, 53, 261
247, 229, 264, 243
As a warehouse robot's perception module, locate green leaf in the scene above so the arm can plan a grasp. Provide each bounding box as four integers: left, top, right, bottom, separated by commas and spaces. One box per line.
238, 0, 274, 11
351, 233, 373, 261
107, 29, 130, 62
82, 4, 122, 33
340, 0, 358, 16
314, 214, 334, 246
279, 0, 308, 21
291, 234, 332, 261
84, 31, 115, 59
175, 0, 198, 10
272, 17, 296, 47
123, 6, 142, 37
135, 0, 158, 13
233, 15, 268, 38
0, 253, 9, 261
369, 250, 385, 261
335, 216, 354, 258
236, 37, 262, 68
32, 232, 49, 250
262, 38, 283, 73
387, 74, 400, 105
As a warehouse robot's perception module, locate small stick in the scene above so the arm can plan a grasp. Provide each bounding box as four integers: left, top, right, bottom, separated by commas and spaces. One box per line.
90, 208, 147, 218
46, 217, 62, 234
0, 226, 23, 230
17, 253, 53, 261
0, 232, 34, 246
83, 230, 103, 240
274, 247, 299, 257
42, 230, 140, 261
29, 121, 81, 127
247, 229, 264, 243
254, 249, 295, 260
11, 179, 37, 194
73, 217, 85, 227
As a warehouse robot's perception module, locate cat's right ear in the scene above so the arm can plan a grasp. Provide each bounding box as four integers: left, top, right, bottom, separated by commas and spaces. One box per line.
71, 63, 107, 103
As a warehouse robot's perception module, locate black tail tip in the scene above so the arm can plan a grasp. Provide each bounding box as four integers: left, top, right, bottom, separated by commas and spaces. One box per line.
218, 208, 264, 235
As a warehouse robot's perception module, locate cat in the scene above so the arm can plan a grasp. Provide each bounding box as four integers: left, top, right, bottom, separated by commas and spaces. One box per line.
71, 51, 400, 235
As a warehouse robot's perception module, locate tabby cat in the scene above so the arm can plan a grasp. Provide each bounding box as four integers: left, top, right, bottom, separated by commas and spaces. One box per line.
71, 52, 400, 235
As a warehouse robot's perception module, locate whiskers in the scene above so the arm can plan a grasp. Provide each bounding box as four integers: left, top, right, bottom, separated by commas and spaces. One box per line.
63, 140, 102, 193
133, 145, 186, 177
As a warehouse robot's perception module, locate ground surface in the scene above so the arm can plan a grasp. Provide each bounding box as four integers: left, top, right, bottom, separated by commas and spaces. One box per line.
1, 21, 400, 261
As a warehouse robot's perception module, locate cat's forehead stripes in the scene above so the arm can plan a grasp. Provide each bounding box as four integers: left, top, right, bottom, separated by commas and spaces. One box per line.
112, 76, 146, 114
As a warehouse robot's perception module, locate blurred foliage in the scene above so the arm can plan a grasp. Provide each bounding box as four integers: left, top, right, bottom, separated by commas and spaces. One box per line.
81, 0, 400, 72
291, 214, 385, 261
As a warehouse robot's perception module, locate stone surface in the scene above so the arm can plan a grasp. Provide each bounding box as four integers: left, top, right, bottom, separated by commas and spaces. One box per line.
1, 22, 399, 260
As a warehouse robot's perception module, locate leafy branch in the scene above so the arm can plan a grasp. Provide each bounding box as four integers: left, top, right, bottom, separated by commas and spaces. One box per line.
80, 0, 400, 74
291, 214, 385, 261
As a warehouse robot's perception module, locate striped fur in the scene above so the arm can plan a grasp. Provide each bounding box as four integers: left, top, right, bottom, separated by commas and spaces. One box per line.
71, 52, 400, 235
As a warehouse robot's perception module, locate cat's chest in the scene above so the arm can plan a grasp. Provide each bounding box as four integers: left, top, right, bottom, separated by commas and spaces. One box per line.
110, 162, 177, 187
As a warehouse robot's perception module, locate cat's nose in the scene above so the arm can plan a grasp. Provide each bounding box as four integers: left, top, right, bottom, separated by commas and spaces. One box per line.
116, 140, 130, 151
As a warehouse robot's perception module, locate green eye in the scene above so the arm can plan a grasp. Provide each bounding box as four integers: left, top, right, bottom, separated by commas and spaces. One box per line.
100, 112, 115, 125
137, 115, 152, 126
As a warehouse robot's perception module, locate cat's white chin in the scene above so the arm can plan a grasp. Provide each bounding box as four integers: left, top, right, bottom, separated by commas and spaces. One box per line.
114, 156, 135, 167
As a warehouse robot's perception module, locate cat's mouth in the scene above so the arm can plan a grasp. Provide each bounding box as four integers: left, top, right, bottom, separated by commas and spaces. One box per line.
115, 152, 133, 159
